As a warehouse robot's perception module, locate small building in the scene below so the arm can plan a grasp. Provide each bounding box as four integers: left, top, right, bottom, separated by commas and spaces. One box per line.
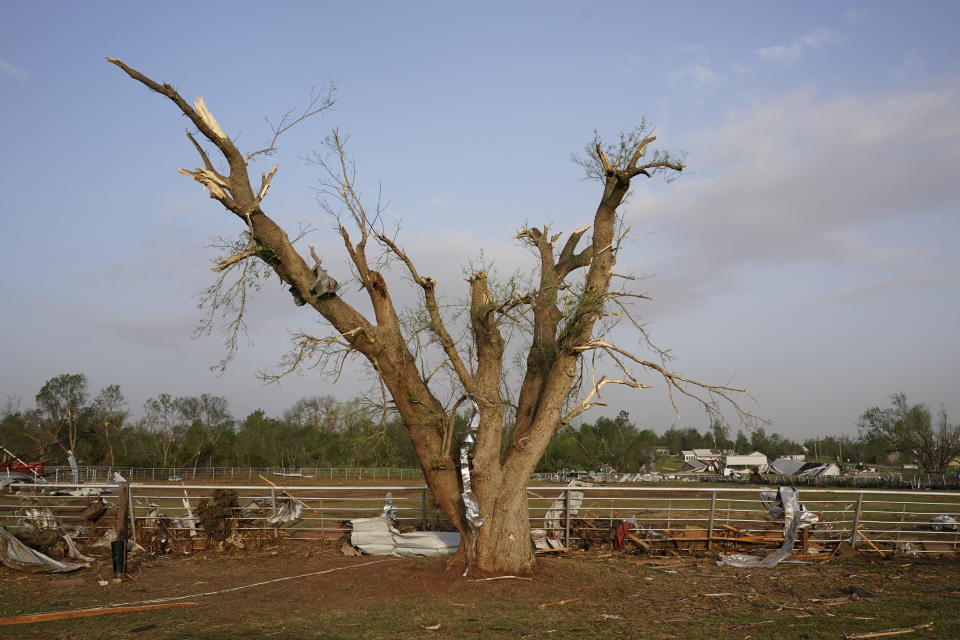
693, 448, 723, 462
722, 451, 768, 474
654, 446, 671, 458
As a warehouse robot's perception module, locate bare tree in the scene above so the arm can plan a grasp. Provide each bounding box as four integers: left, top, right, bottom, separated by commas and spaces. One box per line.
90, 384, 127, 467
858, 393, 960, 474
141, 393, 180, 467
110, 59, 754, 575
34, 373, 88, 455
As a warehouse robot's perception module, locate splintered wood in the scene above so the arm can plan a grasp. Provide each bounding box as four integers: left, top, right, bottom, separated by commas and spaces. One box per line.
566, 516, 830, 559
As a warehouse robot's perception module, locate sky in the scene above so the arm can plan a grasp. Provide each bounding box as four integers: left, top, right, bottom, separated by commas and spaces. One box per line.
1, 1, 958, 441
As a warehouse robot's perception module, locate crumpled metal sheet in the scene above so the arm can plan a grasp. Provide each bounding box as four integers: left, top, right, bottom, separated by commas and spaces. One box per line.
760, 489, 819, 526
544, 480, 592, 533
460, 399, 484, 531
310, 266, 338, 298
718, 486, 809, 568
0, 526, 87, 573
347, 517, 460, 557
930, 514, 958, 531
380, 492, 399, 521
238, 497, 304, 524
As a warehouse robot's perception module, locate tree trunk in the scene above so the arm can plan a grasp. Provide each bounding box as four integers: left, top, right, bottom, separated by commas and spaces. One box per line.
473, 480, 535, 575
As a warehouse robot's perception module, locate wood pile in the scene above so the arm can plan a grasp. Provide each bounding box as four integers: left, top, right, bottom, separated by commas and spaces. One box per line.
544, 513, 832, 560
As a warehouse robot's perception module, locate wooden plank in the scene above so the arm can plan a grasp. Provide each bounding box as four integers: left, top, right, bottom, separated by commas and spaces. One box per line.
626, 533, 650, 550
856, 530, 887, 558
0, 602, 199, 626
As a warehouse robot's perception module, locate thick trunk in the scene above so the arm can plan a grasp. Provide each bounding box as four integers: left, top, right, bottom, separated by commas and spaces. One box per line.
473, 479, 534, 575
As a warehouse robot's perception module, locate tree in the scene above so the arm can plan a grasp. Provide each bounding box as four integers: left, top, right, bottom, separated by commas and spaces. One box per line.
110, 59, 753, 575
174, 394, 232, 470
141, 393, 180, 467
857, 393, 960, 474
34, 373, 88, 455
89, 384, 127, 466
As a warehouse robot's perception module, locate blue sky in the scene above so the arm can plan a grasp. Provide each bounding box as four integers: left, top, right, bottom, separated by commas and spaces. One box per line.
2, 2, 958, 440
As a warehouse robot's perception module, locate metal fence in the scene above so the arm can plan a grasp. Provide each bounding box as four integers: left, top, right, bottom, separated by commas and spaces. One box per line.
41, 466, 424, 483
532, 471, 960, 490
2, 483, 958, 555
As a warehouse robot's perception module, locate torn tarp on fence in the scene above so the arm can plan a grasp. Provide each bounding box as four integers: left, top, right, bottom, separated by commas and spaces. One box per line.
0, 526, 88, 573
717, 486, 812, 568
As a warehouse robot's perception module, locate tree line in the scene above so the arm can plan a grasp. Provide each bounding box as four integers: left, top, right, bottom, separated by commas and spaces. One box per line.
2, 374, 956, 473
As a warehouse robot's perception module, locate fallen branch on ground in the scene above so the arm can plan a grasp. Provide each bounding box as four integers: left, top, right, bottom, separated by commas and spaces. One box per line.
538, 598, 581, 610
844, 622, 934, 639
0, 603, 198, 626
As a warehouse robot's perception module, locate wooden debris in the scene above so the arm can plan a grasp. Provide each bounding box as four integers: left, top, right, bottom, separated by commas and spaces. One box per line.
856, 530, 887, 558
843, 621, 933, 639
0, 602, 199, 626
537, 597, 581, 610
626, 534, 650, 550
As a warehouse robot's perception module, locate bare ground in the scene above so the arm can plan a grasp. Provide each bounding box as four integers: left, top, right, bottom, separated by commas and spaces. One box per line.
1, 539, 959, 639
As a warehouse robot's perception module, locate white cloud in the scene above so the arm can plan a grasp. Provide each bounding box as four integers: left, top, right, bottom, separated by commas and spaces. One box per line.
757, 29, 838, 65
622, 80, 960, 315
0, 60, 25, 78
893, 51, 927, 81
668, 63, 719, 87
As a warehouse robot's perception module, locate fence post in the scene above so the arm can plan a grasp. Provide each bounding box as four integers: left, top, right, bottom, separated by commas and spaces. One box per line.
127, 483, 138, 547
270, 487, 278, 539
850, 492, 864, 547
421, 488, 428, 530
707, 491, 717, 550
564, 489, 571, 548
895, 503, 906, 549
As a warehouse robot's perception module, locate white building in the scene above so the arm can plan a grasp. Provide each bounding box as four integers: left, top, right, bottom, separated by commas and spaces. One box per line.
722, 451, 768, 474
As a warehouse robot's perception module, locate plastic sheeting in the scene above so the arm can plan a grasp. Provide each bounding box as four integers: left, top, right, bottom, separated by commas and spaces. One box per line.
0, 526, 87, 573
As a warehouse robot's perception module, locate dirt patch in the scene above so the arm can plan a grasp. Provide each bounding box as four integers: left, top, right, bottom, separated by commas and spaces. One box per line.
1, 541, 958, 639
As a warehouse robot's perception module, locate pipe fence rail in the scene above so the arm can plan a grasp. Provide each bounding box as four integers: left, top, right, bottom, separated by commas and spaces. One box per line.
40, 465, 425, 483
532, 471, 960, 490
2, 483, 958, 556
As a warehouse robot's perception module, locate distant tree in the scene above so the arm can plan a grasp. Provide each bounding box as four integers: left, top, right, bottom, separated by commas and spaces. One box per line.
733, 430, 749, 454
89, 384, 127, 466
175, 394, 232, 470
710, 418, 733, 450
857, 393, 960, 474
34, 373, 88, 454
141, 393, 181, 467
283, 395, 344, 433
